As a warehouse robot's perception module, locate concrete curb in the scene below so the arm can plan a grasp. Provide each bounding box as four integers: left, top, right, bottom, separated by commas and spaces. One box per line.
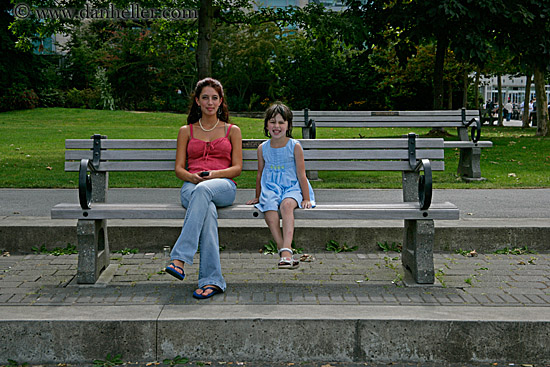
1, 305, 549, 365
2, 217, 550, 254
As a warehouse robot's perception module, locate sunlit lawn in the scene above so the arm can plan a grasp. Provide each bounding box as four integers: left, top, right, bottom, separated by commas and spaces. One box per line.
1, 108, 548, 189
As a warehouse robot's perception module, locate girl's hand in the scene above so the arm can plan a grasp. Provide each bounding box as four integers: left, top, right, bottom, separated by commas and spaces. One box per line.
246, 198, 259, 205
302, 200, 312, 209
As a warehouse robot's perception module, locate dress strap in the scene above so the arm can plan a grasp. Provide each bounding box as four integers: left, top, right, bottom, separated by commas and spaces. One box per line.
189, 124, 194, 139
224, 123, 233, 138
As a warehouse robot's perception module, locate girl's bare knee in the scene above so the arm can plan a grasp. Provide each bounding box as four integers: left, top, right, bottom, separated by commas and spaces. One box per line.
280, 198, 297, 213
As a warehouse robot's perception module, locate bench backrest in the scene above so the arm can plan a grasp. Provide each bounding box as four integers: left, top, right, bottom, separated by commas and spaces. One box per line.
64, 136, 445, 173
292, 109, 480, 128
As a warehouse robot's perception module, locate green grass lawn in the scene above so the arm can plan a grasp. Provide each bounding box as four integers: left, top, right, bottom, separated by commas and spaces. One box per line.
1, 107, 549, 189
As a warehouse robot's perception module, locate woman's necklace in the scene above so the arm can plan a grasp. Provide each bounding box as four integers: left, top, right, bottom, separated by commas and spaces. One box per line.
198, 118, 220, 132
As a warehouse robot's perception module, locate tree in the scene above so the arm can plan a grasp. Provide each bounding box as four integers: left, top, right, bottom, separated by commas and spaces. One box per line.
492, 0, 550, 136
344, 0, 498, 112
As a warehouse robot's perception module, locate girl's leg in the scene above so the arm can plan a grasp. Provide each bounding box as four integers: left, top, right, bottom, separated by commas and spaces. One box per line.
264, 210, 283, 248
279, 198, 298, 257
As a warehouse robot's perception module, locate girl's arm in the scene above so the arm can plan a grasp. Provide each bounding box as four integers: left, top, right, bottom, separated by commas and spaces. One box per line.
204, 125, 243, 180
246, 145, 264, 205
175, 125, 203, 184
294, 142, 312, 208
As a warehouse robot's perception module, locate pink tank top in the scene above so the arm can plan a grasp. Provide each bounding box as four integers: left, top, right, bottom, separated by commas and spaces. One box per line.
186, 124, 233, 174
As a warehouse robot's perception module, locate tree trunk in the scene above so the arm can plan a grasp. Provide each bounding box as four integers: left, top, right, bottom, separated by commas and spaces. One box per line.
522, 74, 532, 129
197, 0, 213, 80
447, 81, 453, 109
431, 36, 448, 134
462, 70, 468, 109
474, 68, 480, 108
433, 36, 447, 110
534, 66, 549, 137
497, 74, 503, 127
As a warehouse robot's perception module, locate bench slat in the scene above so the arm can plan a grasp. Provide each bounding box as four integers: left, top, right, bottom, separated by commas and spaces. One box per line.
65, 160, 445, 172
65, 149, 444, 161
66, 139, 178, 149
64, 138, 444, 150
312, 121, 464, 128
293, 110, 479, 117
292, 110, 479, 117
444, 141, 493, 148
51, 202, 459, 220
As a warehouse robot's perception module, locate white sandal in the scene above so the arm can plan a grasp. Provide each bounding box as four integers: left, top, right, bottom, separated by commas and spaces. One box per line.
278, 248, 300, 269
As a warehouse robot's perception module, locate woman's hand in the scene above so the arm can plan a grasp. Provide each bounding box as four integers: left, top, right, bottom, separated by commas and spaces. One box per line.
188, 173, 208, 184
301, 200, 312, 209
246, 198, 259, 205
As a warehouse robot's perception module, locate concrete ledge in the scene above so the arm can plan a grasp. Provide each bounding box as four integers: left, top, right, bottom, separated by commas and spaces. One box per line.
1, 305, 549, 364
2, 217, 549, 254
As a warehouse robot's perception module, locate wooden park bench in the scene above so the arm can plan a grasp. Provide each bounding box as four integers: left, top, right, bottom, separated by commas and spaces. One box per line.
51, 134, 459, 285
293, 109, 492, 181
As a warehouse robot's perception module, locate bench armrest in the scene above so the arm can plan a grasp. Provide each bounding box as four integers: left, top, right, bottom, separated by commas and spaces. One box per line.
463, 117, 481, 143
79, 159, 95, 209
415, 159, 432, 210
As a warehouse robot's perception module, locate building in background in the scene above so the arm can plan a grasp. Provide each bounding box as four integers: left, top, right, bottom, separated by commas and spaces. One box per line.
479, 75, 550, 104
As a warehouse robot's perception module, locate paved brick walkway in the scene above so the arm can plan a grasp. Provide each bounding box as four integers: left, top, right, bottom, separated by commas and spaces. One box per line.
1, 251, 548, 307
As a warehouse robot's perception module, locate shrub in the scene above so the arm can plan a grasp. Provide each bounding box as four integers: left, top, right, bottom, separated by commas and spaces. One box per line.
65, 88, 100, 109
0, 85, 40, 111
38, 88, 66, 107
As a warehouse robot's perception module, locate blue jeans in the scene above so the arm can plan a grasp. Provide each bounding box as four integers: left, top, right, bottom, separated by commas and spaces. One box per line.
170, 178, 236, 291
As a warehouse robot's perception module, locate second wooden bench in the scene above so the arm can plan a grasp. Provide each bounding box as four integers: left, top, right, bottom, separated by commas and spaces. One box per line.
294, 109, 493, 181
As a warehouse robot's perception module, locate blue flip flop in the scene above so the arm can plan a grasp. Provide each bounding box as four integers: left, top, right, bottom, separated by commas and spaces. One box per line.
193, 285, 223, 299
165, 263, 185, 281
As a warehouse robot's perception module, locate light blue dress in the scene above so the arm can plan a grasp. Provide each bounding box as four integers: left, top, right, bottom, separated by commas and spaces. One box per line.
255, 138, 316, 212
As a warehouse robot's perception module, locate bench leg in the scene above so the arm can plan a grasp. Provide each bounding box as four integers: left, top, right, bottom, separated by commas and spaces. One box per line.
458, 147, 485, 181
402, 219, 434, 284
306, 170, 319, 180
76, 219, 110, 284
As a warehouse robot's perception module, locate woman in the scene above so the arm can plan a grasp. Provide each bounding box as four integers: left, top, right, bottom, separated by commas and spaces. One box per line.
165, 78, 242, 299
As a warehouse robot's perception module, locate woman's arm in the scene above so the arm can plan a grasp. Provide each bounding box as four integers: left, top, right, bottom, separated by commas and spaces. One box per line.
246, 145, 264, 205
174, 125, 199, 183
294, 142, 312, 208
205, 125, 243, 180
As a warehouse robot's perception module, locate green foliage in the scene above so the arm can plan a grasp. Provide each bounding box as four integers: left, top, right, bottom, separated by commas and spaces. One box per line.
163, 355, 189, 365
493, 246, 537, 255
0, 86, 39, 111
325, 240, 357, 253
31, 244, 77, 256
65, 88, 100, 109
113, 248, 139, 255
455, 248, 471, 256
5, 359, 28, 367
263, 240, 278, 255
37, 88, 66, 107
93, 353, 123, 367
213, 22, 283, 111
93, 67, 115, 110
263, 240, 303, 255
377, 241, 402, 253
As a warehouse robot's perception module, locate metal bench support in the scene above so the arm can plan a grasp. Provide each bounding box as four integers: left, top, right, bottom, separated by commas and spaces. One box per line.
402, 166, 435, 283
76, 135, 111, 284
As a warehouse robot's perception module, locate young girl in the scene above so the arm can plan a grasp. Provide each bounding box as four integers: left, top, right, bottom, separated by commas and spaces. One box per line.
246, 103, 315, 269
